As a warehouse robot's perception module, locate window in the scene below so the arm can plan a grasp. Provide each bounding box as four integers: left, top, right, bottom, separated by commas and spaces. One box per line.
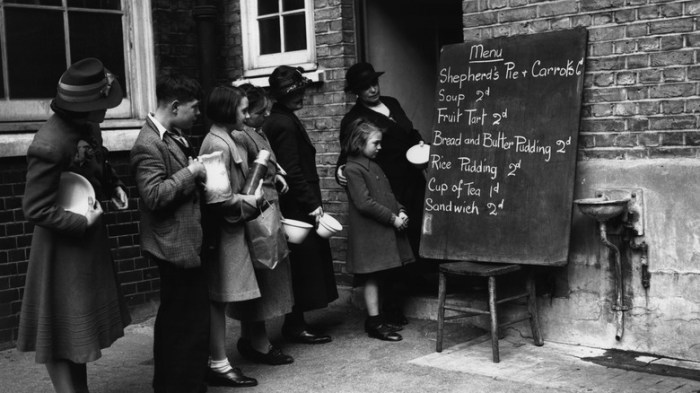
240, 0, 316, 77
0, 0, 155, 123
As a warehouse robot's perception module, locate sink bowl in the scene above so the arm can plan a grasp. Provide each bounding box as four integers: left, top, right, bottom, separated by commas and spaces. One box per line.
574, 197, 629, 222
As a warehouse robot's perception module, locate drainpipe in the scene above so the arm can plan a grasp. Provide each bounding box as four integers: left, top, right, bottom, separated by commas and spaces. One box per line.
598, 222, 627, 341
193, 1, 217, 119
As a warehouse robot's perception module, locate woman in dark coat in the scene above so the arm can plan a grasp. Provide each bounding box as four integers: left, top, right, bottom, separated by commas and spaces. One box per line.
263, 66, 338, 344
17, 58, 131, 393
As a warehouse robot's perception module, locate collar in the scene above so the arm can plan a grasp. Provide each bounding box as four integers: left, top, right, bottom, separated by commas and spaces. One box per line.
148, 113, 186, 141
148, 113, 169, 140
347, 154, 373, 171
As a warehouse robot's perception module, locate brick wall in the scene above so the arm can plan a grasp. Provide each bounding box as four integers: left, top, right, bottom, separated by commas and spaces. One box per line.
462, 0, 700, 159
0, 153, 159, 350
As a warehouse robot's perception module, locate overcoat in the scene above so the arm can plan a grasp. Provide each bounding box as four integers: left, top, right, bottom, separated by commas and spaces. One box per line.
344, 155, 415, 274
336, 96, 426, 255
17, 115, 131, 364
130, 117, 203, 268
227, 126, 294, 320
199, 125, 262, 303
263, 103, 338, 311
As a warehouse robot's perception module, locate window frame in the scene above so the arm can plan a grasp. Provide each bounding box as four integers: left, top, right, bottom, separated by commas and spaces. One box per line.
0, 0, 156, 125
240, 0, 317, 77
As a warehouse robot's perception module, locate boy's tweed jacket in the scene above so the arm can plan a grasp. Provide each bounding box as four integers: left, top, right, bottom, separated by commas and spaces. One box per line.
130, 117, 202, 268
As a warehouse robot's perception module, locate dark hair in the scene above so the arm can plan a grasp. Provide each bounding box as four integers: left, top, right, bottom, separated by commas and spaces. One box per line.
345, 118, 382, 157
206, 85, 246, 125
238, 83, 268, 114
156, 72, 203, 104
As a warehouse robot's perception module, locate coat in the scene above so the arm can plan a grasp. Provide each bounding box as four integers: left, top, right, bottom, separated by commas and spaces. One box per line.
199, 125, 262, 303
227, 126, 294, 320
263, 103, 338, 311
130, 117, 203, 268
336, 96, 426, 255
17, 114, 131, 364
344, 155, 415, 274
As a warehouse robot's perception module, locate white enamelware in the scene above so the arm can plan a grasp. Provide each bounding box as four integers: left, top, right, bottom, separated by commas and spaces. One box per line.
406, 143, 430, 168
316, 213, 342, 238
280, 218, 314, 244
56, 172, 96, 216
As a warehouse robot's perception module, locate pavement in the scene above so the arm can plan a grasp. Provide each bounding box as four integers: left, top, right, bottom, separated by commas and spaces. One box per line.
2, 296, 700, 393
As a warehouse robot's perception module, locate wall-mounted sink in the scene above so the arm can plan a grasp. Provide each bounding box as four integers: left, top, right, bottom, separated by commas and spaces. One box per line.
574, 197, 630, 222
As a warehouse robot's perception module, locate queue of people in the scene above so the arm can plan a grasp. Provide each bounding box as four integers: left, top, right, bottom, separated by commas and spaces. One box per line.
17, 58, 426, 393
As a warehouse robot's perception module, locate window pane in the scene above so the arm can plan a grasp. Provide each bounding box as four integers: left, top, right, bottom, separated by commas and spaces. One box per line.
4, 0, 61, 5
67, 0, 121, 10
69, 11, 126, 98
259, 17, 281, 55
6, 8, 66, 99
257, 0, 278, 15
283, 13, 306, 52
282, 0, 304, 11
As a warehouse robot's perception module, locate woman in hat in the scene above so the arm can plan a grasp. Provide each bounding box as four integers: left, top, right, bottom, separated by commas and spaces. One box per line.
335, 62, 427, 326
262, 66, 338, 344
17, 58, 131, 393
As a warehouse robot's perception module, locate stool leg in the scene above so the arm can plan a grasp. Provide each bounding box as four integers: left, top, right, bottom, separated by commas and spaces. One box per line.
526, 272, 544, 346
436, 272, 446, 352
488, 276, 499, 363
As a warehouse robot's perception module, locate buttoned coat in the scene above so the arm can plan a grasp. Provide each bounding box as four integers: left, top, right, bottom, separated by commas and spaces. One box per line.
336, 96, 426, 255
263, 103, 338, 311
130, 117, 203, 268
18, 114, 131, 363
200, 125, 262, 303
344, 155, 415, 274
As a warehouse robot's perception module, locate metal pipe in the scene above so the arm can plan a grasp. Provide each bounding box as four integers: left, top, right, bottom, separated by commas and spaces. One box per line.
599, 221, 626, 341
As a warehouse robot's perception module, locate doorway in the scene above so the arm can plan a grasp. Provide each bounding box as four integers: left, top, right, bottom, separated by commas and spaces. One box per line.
356, 0, 463, 139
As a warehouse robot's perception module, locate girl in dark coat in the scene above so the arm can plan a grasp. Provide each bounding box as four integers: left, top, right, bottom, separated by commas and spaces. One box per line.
263, 66, 338, 344
17, 58, 131, 393
344, 119, 415, 341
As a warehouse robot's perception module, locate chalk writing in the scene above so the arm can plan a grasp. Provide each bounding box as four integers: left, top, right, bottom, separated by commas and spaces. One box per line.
421, 28, 587, 266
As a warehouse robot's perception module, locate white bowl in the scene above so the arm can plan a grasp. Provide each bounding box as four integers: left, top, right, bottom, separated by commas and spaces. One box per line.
56, 172, 96, 216
280, 218, 314, 244
316, 213, 342, 238
406, 143, 430, 168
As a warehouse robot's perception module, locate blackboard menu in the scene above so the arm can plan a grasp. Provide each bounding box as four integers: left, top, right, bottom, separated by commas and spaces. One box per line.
419, 28, 587, 266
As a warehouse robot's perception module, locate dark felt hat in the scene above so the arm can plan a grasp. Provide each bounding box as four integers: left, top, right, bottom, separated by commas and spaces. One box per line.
53, 58, 123, 112
268, 65, 312, 99
345, 62, 384, 92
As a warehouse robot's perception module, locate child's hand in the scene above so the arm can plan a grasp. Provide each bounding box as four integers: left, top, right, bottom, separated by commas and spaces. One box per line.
253, 179, 264, 204
393, 214, 406, 231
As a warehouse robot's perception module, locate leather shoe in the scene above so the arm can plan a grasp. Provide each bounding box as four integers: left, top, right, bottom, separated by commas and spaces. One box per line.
283, 328, 332, 344
206, 368, 258, 387
366, 323, 403, 342
237, 338, 294, 365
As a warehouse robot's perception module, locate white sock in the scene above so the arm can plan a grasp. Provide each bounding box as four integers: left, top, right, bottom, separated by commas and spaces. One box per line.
209, 357, 233, 373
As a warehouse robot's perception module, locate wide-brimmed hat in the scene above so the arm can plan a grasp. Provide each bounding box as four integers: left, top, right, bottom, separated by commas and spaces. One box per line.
268, 66, 312, 100
53, 58, 123, 112
345, 62, 384, 92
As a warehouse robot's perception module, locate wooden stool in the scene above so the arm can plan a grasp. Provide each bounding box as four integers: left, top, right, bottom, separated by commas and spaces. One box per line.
436, 261, 544, 363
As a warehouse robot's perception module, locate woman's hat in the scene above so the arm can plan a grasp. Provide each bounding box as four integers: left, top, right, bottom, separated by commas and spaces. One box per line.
268, 65, 312, 99
53, 58, 123, 112
345, 62, 384, 92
